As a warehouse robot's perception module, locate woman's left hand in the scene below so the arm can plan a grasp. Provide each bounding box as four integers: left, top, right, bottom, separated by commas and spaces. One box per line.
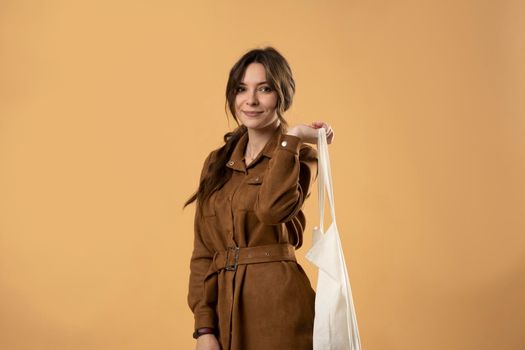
286, 121, 334, 144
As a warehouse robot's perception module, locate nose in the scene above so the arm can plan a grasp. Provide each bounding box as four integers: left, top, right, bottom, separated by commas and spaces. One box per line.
246, 90, 259, 105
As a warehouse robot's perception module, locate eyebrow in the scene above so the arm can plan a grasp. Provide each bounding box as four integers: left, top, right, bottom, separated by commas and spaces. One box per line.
238, 81, 269, 85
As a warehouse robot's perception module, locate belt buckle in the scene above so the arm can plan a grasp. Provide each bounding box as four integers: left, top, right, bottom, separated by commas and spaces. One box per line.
225, 246, 240, 271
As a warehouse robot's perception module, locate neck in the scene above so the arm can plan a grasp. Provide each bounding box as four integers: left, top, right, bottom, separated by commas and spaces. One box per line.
245, 120, 281, 157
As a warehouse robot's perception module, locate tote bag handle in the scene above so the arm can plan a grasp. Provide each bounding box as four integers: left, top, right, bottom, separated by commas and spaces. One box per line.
317, 127, 337, 232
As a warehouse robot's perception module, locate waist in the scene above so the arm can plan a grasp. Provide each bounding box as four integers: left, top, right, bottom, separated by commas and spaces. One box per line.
212, 243, 296, 272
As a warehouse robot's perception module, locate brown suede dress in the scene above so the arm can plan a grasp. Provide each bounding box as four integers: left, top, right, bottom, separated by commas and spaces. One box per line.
188, 125, 318, 350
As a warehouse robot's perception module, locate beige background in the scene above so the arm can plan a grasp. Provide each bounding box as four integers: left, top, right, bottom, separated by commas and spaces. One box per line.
1, 0, 524, 349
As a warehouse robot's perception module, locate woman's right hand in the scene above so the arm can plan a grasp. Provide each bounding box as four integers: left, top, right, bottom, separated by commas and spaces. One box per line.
196, 334, 220, 350
286, 121, 335, 145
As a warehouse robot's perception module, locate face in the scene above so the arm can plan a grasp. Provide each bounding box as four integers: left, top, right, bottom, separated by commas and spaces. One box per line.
234, 62, 279, 130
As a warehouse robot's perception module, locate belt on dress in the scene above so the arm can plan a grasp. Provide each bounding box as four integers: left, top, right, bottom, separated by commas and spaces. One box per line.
212, 242, 297, 273
204, 243, 297, 349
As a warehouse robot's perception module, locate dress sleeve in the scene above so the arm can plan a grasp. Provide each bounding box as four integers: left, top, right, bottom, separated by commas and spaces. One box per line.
187, 152, 217, 329
254, 133, 318, 225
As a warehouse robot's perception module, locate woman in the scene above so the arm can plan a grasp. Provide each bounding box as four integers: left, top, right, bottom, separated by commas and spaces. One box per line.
183, 47, 334, 350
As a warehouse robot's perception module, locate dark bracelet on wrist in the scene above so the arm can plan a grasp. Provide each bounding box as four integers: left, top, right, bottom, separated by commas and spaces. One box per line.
193, 327, 215, 339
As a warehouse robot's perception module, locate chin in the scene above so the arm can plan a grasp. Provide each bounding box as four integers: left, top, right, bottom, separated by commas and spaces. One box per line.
239, 117, 260, 127
244, 118, 279, 129
245, 120, 275, 130
243, 122, 264, 130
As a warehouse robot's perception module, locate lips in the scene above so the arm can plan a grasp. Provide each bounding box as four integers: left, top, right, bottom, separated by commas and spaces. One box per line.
243, 111, 263, 117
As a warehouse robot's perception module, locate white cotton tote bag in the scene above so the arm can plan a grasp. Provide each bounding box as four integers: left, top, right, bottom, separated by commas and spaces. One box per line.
305, 127, 361, 350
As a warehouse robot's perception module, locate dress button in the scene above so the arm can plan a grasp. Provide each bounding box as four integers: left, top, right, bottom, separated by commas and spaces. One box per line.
227, 160, 235, 166
281, 140, 288, 147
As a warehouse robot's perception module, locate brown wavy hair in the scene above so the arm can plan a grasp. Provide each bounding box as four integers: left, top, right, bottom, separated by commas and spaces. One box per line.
183, 47, 296, 212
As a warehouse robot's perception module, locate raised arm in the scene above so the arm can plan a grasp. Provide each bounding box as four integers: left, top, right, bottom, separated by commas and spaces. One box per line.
254, 133, 318, 225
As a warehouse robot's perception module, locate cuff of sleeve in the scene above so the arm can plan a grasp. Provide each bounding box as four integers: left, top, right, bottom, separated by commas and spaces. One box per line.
278, 133, 302, 155
194, 311, 217, 330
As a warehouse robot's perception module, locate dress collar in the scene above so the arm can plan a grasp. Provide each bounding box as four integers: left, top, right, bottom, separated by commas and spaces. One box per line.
226, 124, 284, 172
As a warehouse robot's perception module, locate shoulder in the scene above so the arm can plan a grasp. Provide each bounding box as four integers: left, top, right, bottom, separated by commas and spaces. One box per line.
198, 148, 220, 181
201, 147, 222, 166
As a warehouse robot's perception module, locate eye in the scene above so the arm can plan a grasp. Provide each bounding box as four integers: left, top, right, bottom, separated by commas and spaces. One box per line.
235, 86, 245, 93
259, 86, 272, 92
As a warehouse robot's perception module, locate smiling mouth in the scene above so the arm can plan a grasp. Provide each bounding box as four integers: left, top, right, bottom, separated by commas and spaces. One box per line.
243, 111, 263, 117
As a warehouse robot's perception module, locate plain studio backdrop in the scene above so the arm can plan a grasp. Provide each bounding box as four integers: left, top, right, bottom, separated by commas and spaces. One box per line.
1, 1, 524, 349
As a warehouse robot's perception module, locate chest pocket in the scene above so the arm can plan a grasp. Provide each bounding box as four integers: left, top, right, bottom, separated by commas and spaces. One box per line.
245, 174, 264, 185
235, 174, 265, 211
